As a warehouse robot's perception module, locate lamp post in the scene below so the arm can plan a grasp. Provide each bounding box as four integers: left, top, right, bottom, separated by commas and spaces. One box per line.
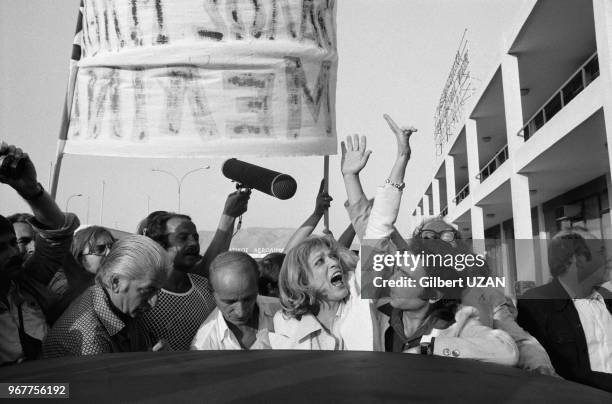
100, 180, 105, 225
86, 195, 91, 224
152, 166, 210, 213
65, 193, 83, 212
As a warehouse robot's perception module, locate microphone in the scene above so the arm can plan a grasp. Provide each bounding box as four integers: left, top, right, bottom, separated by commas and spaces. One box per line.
222, 158, 297, 200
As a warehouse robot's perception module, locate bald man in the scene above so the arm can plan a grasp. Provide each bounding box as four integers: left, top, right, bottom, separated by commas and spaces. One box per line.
190, 251, 281, 350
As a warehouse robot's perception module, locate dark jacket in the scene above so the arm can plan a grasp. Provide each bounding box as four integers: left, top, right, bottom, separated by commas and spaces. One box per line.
517, 278, 612, 392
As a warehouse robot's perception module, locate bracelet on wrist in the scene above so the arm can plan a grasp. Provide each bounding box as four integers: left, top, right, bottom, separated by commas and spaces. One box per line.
19, 182, 44, 201
385, 178, 405, 191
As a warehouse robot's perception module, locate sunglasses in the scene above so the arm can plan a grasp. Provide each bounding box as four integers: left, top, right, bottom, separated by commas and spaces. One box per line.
419, 229, 457, 242
84, 243, 113, 257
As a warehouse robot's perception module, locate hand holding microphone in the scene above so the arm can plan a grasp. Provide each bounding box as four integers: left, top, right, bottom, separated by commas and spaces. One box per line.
223, 189, 251, 218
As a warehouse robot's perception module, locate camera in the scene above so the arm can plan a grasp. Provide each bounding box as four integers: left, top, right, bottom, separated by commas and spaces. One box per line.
0, 154, 26, 179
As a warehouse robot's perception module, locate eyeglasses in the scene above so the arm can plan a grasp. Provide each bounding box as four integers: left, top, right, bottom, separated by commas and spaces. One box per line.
419, 229, 457, 242
84, 243, 113, 257
17, 237, 33, 246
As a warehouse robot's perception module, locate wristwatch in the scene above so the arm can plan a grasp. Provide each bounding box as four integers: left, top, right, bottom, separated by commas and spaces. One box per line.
420, 335, 435, 355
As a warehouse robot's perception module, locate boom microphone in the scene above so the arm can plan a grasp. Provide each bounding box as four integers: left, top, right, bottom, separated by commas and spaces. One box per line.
222, 158, 297, 200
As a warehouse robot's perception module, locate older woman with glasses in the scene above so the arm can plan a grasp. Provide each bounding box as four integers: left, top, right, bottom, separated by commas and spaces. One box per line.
72, 226, 115, 275
339, 115, 518, 364
48, 226, 116, 323
411, 216, 556, 374
340, 115, 553, 372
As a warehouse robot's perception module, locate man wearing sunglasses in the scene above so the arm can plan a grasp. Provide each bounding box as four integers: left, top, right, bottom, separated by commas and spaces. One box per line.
0, 142, 79, 365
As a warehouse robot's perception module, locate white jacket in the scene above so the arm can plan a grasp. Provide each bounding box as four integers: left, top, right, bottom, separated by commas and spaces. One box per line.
268, 270, 381, 350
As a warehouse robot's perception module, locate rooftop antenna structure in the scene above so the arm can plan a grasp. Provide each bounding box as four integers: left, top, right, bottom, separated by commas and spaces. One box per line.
434, 29, 476, 156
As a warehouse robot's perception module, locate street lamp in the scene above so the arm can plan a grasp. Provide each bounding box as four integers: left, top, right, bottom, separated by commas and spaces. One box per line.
86, 195, 91, 224
152, 166, 210, 213
65, 193, 83, 212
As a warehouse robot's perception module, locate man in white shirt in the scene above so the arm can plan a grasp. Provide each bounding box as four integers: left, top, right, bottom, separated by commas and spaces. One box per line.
518, 227, 612, 392
191, 251, 280, 350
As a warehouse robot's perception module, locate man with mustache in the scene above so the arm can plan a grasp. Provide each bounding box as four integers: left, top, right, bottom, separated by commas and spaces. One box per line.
140, 192, 250, 350
0, 142, 79, 365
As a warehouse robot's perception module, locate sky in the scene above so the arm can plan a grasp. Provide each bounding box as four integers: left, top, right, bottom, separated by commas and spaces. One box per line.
0, 0, 530, 235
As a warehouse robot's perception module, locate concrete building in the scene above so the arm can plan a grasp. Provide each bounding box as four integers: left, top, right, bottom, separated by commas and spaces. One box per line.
410, 0, 612, 297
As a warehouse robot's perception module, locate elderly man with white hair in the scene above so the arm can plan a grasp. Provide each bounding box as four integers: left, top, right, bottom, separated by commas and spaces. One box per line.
42, 235, 169, 358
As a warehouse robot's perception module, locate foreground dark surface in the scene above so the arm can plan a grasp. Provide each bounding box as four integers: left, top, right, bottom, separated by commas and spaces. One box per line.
0, 351, 610, 403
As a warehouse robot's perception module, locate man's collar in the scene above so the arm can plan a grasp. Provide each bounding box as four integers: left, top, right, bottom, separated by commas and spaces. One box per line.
217, 301, 268, 340
575, 290, 604, 302
215, 308, 232, 342
92, 282, 127, 336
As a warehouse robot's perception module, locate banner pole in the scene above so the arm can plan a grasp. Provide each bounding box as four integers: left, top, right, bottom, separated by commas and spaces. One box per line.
323, 155, 330, 232
50, 2, 83, 200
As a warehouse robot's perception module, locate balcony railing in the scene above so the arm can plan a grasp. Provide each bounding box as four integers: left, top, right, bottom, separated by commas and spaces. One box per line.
477, 144, 509, 183
518, 52, 599, 141
441, 205, 448, 217
453, 183, 470, 205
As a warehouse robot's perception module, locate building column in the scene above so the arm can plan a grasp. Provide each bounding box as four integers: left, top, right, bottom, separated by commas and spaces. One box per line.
465, 118, 486, 252
465, 119, 481, 194
593, 0, 612, 232
509, 174, 536, 282
499, 222, 513, 297
432, 179, 441, 215
537, 204, 549, 285
502, 54, 525, 155
445, 155, 456, 214
502, 53, 537, 283
422, 194, 430, 217
470, 205, 485, 254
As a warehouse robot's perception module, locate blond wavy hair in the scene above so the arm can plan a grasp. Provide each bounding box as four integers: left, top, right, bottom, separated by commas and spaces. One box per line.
279, 236, 355, 319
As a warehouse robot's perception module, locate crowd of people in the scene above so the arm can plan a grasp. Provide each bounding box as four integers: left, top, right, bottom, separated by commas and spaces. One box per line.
1, 114, 611, 393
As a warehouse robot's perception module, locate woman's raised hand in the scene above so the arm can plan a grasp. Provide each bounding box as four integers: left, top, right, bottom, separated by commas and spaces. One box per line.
383, 114, 417, 159
340, 134, 372, 176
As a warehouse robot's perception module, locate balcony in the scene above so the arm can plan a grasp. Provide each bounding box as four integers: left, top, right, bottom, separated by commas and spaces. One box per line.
453, 183, 470, 205
518, 53, 599, 141
477, 144, 509, 183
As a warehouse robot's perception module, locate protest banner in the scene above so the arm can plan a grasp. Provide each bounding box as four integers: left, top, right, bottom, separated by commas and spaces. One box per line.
63, 0, 338, 158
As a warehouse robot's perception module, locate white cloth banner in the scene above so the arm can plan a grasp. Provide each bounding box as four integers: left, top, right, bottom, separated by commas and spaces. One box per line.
65, 0, 337, 158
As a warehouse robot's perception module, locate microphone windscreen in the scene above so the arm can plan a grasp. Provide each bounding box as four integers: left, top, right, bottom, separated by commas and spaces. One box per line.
222, 158, 297, 200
